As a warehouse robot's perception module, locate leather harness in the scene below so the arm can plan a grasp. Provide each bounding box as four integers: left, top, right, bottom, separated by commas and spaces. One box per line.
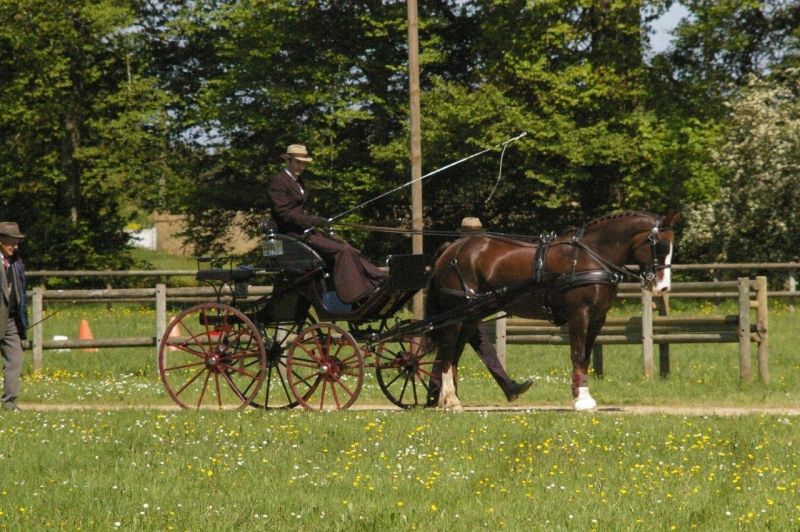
436, 229, 629, 325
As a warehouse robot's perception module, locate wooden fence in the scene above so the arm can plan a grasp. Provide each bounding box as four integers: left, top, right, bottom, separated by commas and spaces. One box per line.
23, 272, 773, 383
488, 277, 769, 383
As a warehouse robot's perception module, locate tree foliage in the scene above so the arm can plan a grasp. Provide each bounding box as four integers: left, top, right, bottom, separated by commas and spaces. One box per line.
681, 71, 800, 264
1, 0, 799, 269
0, 0, 179, 271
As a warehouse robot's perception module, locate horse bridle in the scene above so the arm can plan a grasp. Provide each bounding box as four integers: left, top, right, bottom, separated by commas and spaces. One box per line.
570, 219, 673, 286
639, 226, 673, 283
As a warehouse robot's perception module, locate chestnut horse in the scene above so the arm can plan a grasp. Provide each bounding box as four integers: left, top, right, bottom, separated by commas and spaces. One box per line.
425, 211, 680, 411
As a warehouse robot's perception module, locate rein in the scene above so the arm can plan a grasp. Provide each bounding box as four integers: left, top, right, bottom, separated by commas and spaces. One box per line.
332, 222, 540, 242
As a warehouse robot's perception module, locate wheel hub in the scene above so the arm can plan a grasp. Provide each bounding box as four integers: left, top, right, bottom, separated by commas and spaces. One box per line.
320, 356, 343, 376
205, 342, 232, 372
394, 351, 419, 377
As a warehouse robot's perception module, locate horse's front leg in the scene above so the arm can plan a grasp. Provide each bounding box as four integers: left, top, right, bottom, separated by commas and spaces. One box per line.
568, 315, 597, 411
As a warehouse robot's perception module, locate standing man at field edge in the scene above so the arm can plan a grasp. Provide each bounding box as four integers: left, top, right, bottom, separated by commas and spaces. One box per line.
0, 222, 28, 412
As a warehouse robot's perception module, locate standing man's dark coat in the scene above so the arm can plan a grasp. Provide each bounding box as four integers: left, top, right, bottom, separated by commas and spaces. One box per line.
0, 222, 27, 411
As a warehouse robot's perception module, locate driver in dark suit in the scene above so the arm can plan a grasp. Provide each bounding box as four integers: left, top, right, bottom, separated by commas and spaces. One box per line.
267, 144, 387, 305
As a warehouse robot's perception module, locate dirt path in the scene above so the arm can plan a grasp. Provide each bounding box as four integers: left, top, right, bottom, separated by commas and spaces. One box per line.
17, 403, 800, 415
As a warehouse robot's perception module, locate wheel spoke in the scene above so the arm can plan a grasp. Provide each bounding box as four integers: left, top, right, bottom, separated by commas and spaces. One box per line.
375, 322, 433, 409
247, 314, 316, 410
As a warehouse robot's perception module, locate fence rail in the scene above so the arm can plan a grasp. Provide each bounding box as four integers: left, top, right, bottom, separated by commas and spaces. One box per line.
25, 272, 773, 382
488, 277, 769, 383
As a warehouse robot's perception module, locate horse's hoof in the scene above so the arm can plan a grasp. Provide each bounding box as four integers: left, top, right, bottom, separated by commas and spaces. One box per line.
442, 400, 464, 412
573, 387, 597, 411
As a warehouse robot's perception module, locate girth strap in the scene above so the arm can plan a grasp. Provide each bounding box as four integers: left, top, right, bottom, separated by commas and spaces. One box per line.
550, 270, 622, 293
441, 237, 479, 299
533, 235, 552, 283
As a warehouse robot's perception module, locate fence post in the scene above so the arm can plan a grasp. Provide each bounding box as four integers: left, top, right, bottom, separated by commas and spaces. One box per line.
789, 270, 796, 313
494, 313, 507, 369
32, 286, 44, 372
155, 283, 167, 357
641, 287, 654, 377
755, 276, 769, 384
656, 293, 670, 377
738, 277, 752, 381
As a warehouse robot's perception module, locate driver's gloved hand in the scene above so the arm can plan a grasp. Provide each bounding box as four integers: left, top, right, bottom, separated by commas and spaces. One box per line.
312, 217, 330, 229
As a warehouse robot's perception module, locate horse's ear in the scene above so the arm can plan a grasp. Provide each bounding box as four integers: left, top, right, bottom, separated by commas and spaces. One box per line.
663, 212, 682, 228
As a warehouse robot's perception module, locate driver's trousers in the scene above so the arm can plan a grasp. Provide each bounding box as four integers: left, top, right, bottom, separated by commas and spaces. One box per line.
303, 231, 388, 304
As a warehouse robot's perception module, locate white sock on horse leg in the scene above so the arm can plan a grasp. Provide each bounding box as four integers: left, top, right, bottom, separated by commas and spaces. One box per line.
573, 386, 597, 411
439, 366, 463, 411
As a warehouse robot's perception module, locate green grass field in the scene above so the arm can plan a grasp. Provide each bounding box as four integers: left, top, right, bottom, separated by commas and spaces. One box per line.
0, 409, 797, 530
2, 257, 798, 530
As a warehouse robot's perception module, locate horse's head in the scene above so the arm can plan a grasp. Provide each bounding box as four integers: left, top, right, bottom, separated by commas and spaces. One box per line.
630, 213, 681, 296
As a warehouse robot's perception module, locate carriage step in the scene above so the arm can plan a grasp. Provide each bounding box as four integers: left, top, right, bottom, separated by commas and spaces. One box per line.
198, 313, 245, 327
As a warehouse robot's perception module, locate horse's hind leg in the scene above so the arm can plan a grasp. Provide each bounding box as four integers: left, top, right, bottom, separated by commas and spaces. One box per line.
437, 325, 467, 412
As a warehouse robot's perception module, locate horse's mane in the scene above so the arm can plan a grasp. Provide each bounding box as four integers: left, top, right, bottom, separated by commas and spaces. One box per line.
583, 211, 656, 230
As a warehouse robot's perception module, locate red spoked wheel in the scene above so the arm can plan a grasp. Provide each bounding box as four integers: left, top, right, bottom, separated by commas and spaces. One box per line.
248, 316, 315, 410
375, 320, 435, 408
287, 323, 364, 411
158, 303, 266, 409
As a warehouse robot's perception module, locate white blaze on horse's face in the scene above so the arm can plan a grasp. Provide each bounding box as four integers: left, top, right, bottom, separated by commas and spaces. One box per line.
651, 240, 673, 296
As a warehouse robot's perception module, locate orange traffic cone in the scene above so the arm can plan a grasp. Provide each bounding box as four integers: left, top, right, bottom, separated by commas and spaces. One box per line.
168, 317, 180, 351
78, 319, 97, 352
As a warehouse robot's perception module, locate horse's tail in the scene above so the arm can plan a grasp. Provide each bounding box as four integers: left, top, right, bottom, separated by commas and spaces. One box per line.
423, 241, 453, 350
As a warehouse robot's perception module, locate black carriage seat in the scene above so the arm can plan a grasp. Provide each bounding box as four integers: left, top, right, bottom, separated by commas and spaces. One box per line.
387, 254, 429, 291
266, 236, 327, 272
266, 235, 347, 309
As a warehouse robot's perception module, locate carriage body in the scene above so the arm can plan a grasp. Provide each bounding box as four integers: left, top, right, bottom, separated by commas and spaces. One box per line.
157, 232, 436, 411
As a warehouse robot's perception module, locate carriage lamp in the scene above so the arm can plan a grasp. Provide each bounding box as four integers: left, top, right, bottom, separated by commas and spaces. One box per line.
261, 229, 284, 257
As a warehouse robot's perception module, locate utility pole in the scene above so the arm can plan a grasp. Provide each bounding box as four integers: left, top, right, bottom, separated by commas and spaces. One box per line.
407, 0, 423, 319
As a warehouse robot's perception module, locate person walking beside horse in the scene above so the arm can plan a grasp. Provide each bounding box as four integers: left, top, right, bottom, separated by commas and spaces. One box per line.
426, 217, 533, 407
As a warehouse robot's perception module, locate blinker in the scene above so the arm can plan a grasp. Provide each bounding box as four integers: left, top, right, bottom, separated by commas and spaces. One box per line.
653, 240, 671, 256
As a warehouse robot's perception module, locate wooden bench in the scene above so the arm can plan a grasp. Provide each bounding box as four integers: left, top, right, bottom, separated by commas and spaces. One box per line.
488, 277, 769, 383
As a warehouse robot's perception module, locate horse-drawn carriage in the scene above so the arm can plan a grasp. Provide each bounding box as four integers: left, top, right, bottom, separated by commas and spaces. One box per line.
158, 211, 679, 412
157, 226, 440, 411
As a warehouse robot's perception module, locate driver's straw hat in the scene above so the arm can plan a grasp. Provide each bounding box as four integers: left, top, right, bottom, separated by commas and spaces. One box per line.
458, 217, 483, 233
280, 144, 313, 162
